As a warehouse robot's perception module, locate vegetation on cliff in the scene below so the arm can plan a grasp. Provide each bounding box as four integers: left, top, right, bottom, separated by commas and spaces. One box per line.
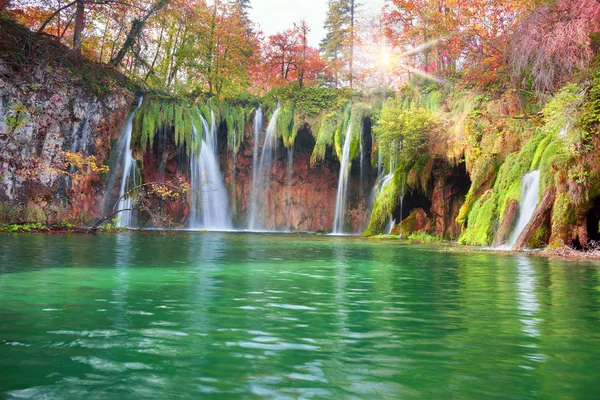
2, 0, 600, 254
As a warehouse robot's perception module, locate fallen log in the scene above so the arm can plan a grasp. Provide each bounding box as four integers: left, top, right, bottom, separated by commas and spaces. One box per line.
513, 188, 556, 251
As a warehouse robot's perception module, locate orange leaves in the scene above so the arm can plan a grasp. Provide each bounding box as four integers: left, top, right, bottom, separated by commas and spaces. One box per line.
15, 151, 107, 184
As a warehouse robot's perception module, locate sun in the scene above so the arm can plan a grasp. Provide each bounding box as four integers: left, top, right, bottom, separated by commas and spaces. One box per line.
379, 50, 392, 68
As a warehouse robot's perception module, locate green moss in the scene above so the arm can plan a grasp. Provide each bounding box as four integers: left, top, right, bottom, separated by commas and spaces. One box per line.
458, 189, 496, 246
225, 106, 246, 153
456, 154, 501, 225
364, 171, 401, 236
459, 130, 547, 245
549, 190, 573, 247
368, 234, 400, 240
407, 231, 441, 244
311, 110, 339, 163
277, 103, 296, 148
531, 135, 551, 170
132, 97, 201, 155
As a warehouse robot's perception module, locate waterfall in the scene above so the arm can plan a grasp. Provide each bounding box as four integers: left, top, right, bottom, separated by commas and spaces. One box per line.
115, 97, 143, 228
188, 110, 232, 231
231, 127, 237, 197
506, 170, 541, 249
248, 106, 280, 230
385, 217, 396, 234
286, 147, 294, 231
359, 138, 364, 196
332, 123, 353, 234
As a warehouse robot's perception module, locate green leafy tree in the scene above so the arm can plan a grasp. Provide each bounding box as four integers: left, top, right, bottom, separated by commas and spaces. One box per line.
373, 99, 437, 170
320, 0, 358, 88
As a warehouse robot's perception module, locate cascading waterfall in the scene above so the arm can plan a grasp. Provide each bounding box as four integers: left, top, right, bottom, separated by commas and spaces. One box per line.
506, 170, 541, 248
286, 147, 294, 231
332, 123, 353, 234
188, 110, 232, 231
250, 107, 264, 222
385, 217, 396, 234
115, 97, 143, 228
248, 106, 280, 230
359, 138, 364, 198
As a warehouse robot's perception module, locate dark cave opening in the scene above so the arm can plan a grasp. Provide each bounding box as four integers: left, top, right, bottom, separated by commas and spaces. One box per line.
294, 128, 316, 155
391, 188, 432, 224
586, 196, 600, 243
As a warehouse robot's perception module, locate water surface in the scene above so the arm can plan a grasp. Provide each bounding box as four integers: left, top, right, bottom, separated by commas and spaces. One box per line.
1, 232, 599, 399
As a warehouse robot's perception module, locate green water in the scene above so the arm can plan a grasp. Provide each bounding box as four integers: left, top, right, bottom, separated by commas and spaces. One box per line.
0, 232, 599, 399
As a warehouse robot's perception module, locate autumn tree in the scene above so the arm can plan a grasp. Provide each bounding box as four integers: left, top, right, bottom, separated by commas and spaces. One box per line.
258, 21, 325, 90
510, 0, 600, 97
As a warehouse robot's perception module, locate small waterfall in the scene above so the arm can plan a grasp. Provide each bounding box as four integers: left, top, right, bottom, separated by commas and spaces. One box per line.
115, 97, 143, 228
332, 123, 353, 234
286, 147, 294, 231
506, 170, 541, 248
188, 110, 232, 231
248, 106, 280, 230
231, 127, 237, 197
385, 217, 396, 234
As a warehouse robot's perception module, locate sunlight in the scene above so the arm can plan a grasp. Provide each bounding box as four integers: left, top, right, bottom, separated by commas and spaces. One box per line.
379, 50, 392, 68
371, 38, 447, 85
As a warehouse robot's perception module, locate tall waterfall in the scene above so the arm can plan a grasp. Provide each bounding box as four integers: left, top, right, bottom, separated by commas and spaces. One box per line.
115, 97, 143, 228
506, 170, 541, 248
332, 123, 353, 234
188, 110, 232, 231
248, 107, 280, 230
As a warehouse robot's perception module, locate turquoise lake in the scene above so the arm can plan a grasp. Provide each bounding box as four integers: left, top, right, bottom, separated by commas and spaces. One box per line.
0, 232, 599, 399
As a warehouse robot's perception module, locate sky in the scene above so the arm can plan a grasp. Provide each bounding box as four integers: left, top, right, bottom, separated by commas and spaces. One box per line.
248, 0, 386, 48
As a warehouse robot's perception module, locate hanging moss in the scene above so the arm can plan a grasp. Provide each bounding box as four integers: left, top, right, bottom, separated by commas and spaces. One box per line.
131, 98, 200, 156
310, 111, 338, 163
348, 103, 372, 161
406, 154, 432, 193
364, 171, 401, 236
225, 106, 247, 154
277, 103, 296, 148
333, 106, 352, 159
458, 190, 496, 246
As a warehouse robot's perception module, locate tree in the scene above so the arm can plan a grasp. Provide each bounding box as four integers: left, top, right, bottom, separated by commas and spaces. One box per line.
374, 98, 438, 169
259, 21, 326, 89
110, 0, 170, 66
321, 0, 359, 88
91, 178, 189, 230
510, 0, 600, 96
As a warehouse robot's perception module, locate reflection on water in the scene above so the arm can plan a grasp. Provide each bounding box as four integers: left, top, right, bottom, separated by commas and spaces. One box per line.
0, 233, 599, 399
516, 256, 541, 338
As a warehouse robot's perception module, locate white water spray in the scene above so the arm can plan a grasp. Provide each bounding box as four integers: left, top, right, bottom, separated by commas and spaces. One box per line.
332, 123, 353, 234
188, 110, 232, 230
248, 106, 280, 230
506, 170, 540, 249
115, 97, 143, 228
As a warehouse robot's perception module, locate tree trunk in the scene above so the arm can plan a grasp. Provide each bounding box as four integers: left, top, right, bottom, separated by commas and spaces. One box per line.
110, 0, 170, 67
349, 0, 354, 89
73, 0, 85, 52
513, 188, 556, 251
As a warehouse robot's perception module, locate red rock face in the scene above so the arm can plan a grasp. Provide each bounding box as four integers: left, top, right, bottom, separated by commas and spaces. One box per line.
221, 127, 376, 233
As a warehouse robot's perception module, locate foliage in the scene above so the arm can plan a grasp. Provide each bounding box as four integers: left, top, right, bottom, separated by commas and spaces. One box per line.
364, 171, 401, 236
0, 222, 49, 232
510, 0, 600, 97
373, 98, 437, 173
406, 231, 441, 244
95, 177, 190, 230
277, 102, 296, 148
132, 98, 199, 154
